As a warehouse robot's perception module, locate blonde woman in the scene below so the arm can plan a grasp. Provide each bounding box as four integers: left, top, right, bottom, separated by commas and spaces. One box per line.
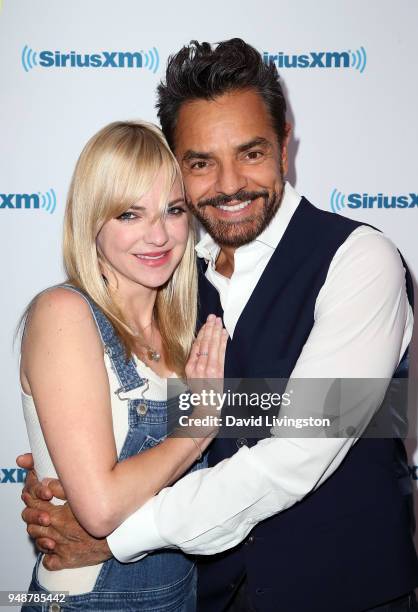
20, 121, 227, 611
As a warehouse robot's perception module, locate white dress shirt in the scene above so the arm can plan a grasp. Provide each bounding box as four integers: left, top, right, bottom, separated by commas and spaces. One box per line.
107, 182, 414, 561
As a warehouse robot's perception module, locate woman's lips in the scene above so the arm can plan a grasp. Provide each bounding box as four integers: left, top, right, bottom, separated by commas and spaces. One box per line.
133, 250, 172, 267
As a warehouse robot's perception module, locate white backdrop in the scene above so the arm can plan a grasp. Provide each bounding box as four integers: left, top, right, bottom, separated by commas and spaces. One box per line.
1, 0, 417, 604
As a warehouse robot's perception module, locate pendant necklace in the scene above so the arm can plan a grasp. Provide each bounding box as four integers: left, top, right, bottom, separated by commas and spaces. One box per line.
135, 319, 161, 362
145, 345, 161, 362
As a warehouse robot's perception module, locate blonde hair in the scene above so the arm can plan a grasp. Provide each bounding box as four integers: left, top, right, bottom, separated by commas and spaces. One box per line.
62, 120, 197, 375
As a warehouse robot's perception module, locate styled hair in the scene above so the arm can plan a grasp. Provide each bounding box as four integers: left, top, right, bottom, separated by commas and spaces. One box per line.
24, 121, 197, 375
157, 38, 287, 151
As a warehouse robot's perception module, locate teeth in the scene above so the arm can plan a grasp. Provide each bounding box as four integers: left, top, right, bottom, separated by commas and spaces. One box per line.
136, 253, 166, 260
218, 200, 251, 212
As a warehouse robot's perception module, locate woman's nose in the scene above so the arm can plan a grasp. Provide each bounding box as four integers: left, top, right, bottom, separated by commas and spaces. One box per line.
144, 217, 169, 246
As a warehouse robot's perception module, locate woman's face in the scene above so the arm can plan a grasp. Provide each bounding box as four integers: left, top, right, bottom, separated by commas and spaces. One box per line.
96, 173, 189, 294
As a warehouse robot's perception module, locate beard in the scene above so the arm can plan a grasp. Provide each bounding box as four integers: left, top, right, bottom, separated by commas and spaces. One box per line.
188, 186, 284, 248
187, 172, 285, 248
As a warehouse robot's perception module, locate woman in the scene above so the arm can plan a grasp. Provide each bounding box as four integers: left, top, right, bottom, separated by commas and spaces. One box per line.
19, 120, 227, 611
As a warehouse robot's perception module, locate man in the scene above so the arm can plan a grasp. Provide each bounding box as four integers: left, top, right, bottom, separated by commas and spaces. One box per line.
19, 39, 417, 611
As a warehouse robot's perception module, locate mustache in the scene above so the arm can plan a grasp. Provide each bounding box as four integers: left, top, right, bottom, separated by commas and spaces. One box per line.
196, 190, 269, 209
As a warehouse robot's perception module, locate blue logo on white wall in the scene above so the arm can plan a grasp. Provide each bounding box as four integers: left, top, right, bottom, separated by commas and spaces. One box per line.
330, 188, 418, 212
0, 468, 27, 484
0, 189, 57, 214
22, 45, 160, 73
263, 46, 367, 72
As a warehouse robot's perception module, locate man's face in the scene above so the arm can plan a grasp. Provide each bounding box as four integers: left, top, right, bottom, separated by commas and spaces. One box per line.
174, 88, 289, 247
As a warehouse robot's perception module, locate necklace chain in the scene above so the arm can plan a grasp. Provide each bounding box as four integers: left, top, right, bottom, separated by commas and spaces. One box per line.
132, 319, 161, 362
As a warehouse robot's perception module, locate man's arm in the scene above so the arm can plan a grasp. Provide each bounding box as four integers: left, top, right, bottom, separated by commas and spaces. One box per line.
18, 315, 227, 567
19, 228, 413, 565
18, 455, 112, 570
107, 227, 413, 561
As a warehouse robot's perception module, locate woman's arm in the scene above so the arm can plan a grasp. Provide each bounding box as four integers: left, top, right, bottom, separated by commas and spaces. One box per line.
21, 288, 226, 538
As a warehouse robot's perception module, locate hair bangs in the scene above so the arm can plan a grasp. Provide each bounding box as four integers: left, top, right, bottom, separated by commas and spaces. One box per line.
101, 132, 181, 223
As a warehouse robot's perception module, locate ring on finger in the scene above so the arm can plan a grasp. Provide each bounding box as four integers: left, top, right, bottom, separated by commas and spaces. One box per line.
197, 351, 209, 357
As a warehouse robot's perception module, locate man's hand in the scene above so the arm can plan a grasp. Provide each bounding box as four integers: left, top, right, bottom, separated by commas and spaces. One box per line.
17, 454, 112, 570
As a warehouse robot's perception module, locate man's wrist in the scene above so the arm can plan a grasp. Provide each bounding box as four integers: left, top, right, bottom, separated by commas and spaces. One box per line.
107, 497, 165, 563
98, 537, 113, 561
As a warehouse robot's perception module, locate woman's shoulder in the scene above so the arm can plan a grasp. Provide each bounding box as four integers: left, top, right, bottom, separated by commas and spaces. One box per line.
32, 285, 91, 317
24, 285, 96, 341
21, 285, 106, 397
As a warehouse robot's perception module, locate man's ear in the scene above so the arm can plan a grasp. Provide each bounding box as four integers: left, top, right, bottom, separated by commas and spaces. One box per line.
281, 123, 292, 175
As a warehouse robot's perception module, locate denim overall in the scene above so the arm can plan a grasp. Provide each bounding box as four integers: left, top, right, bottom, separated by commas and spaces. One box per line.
23, 285, 206, 612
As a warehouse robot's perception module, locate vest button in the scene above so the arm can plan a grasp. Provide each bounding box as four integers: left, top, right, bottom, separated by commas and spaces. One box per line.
236, 437, 248, 448
136, 403, 148, 416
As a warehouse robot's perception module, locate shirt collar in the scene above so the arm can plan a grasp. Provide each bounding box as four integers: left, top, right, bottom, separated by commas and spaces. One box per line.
195, 182, 301, 265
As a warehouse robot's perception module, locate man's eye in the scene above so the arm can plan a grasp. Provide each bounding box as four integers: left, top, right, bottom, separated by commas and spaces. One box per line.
245, 150, 263, 160
116, 211, 137, 221
190, 160, 208, 170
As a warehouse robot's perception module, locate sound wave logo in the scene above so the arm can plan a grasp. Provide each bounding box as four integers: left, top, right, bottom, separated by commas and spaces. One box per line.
330, 188, 418, 212
0, 188, 57, 214
21, 46, 160, 73
22, 45, 38, 72
140, 47, 160, 73
330, 188, 346, 213
39, 188, 57, 214
263, 46, 367, 72
350, 46, 367, 73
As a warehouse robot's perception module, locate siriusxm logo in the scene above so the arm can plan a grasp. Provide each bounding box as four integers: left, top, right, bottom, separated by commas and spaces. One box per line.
263, 46, 366, 72
22, 45, 159, 73
330, 189, 418, 213
0, 189, 57, 214
0, 468, 27, 484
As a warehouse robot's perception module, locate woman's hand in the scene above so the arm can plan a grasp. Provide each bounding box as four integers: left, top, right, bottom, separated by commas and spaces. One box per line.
185, 314, 228, 382
182, 315, 228, 442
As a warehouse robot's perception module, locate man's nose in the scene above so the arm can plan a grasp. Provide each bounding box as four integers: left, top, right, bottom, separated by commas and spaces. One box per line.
144, 218, 169, 246
214, 160, 247, 196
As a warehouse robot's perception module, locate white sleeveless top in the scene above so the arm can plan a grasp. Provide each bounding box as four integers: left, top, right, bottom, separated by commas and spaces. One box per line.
22, 352, 172, 595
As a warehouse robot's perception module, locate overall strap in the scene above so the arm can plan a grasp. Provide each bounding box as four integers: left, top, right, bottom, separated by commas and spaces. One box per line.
59, 284, 146, 395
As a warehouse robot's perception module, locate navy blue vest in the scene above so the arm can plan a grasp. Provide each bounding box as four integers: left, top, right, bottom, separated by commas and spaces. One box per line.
196, 198, 418, 612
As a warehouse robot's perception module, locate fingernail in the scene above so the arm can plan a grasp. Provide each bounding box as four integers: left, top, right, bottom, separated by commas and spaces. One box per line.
207, 314, 215, 321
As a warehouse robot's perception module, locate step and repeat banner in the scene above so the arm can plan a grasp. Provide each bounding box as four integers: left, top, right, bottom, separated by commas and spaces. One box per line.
0, 0, 417, 600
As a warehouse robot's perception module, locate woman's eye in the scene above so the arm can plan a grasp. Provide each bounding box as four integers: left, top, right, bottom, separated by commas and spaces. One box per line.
116, 211, 137, 221
168, 206, 186, 216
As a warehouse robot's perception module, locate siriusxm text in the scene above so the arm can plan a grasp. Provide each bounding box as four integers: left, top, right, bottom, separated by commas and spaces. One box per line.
0, 468, 27, 484
0, 193, 40, 209
263, 51, 350, 69
39, 51, 144, 68
346, 193, 418, 209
